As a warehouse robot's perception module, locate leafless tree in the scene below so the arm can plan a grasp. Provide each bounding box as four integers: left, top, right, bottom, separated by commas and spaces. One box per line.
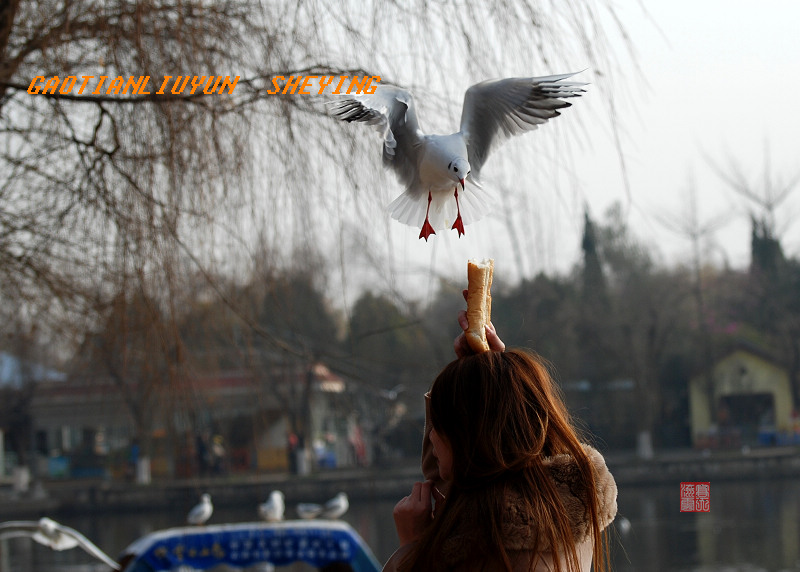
1, 0, 636, 336
1, 0, 637, 469
707, 144, 800, 242
708, 146, 800, 409
595, 203, 694, 456
654, 176, 731, 423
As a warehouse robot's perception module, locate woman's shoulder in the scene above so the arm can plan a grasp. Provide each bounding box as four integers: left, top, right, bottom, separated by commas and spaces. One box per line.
539, 443, 618, 537
499, 443, 616, 554
441, 444, 617, 564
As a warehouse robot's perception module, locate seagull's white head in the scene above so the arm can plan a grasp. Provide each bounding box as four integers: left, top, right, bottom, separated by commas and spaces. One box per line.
38, 518, 58, 537
447, 157, 470, 189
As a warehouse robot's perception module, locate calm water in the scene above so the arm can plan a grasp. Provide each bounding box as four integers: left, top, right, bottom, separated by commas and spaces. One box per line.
2, 478, 799, 572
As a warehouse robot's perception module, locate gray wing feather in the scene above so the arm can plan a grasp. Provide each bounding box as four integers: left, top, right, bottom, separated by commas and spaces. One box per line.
328, 85, 423, 188
51, 522, 121, 570
459, 73, 585, 177
0, 520, 120, 570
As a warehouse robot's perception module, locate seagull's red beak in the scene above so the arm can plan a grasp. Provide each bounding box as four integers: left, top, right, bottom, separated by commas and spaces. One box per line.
459, 178, 465, 190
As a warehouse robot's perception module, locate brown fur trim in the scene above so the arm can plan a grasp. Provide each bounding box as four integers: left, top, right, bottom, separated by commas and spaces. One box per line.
441, 444, 617, 565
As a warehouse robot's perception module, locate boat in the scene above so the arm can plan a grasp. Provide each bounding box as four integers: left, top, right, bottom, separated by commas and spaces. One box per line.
0, 517, 382, 572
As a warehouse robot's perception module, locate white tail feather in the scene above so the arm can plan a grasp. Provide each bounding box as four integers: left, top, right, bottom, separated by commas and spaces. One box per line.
458, 179, 496, 225
388, 182, 496, 231
388, 190, 426, 226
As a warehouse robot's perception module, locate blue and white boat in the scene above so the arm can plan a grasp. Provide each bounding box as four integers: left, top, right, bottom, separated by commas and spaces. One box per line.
0, 517, 382, 572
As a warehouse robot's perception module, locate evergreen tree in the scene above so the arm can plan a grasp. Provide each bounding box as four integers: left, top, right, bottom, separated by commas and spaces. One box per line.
575, 210, 615, 384
750, 215, 785, 280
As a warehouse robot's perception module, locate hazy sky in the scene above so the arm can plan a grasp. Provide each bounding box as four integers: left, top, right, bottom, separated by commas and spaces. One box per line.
577, 1, 800, 268
357, 1, 800, 304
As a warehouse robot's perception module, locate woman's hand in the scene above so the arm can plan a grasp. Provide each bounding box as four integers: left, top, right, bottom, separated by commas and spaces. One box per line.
454, 289, 505, 357
393, 480, 434, 546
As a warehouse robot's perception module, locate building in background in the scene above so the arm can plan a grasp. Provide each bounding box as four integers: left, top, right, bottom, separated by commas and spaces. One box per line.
690, 346, 797, 449
0, 352, 67, 488
28, 359, 386, 481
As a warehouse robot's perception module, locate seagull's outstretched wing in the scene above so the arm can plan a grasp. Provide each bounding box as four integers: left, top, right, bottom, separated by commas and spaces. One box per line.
0, 518, 120, 570
0, 520, 41, 542
459, 73, 586, 178
328, 85, 424, 189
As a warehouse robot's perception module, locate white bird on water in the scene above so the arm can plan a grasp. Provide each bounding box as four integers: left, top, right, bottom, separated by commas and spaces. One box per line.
297, 492, 349, 520
0, 517, 120, 570
616, 515, 632, 536
258, 490, 285, 522
329, 73, 585, 240
187, 493, 213, 525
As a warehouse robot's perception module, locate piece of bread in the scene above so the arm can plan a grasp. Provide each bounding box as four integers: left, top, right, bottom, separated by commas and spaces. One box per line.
466, 258, 494, 353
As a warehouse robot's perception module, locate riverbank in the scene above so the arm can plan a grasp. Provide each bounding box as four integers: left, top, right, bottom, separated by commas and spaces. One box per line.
2, 445, 799, 518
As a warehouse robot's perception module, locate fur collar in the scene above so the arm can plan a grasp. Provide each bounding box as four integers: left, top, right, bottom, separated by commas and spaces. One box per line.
440, 444, 617, 565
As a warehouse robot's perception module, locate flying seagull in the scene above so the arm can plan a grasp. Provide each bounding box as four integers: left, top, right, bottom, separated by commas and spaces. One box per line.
0, 517, 120, 570
187, 493, 213, 525
258, 490, 285, 522
329, 73, 585, 240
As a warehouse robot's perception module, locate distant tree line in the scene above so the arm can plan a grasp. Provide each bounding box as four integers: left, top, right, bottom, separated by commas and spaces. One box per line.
3, 200, 798, 467
52, 204, 795, 461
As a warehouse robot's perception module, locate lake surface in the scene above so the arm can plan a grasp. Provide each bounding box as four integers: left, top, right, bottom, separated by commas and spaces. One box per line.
2, 478, 799, 571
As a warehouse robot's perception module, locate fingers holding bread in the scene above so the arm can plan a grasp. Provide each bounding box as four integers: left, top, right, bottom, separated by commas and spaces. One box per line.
484, 321, 505, 352
454, 261, 505, 357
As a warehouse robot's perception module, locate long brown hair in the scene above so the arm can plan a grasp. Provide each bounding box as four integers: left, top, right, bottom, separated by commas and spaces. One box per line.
400, 350, 609, 572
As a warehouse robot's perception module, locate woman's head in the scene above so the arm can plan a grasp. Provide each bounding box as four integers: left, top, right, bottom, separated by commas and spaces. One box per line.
428, 349, 575, 487
402, 349, 609, 572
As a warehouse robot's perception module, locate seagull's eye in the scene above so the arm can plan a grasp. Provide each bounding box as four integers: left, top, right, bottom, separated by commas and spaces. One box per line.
454, 167, 459, 173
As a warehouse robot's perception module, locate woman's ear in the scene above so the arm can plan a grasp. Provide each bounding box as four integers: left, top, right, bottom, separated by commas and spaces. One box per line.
429, 427, 454, 482
422, 392, 441, 483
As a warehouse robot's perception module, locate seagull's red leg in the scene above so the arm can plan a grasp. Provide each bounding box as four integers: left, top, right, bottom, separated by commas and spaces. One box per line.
451, 186, 465, 237
419, 191, 436, 241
